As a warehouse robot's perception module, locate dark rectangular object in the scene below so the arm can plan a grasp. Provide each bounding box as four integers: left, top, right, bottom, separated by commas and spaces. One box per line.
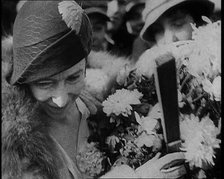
154, 54, 181, 153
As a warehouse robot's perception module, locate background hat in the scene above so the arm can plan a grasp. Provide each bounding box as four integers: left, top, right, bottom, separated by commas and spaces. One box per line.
125, 0, 145, 13
80, 0, 110, 21
10, 0, 92, 85
140, 0, 215, 42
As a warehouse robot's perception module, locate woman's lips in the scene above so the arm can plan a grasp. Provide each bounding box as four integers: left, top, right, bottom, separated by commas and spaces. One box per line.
42, 95, 77, 116
45, 100, 71, 114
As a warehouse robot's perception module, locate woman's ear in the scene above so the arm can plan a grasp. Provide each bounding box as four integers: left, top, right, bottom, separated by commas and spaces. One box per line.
2, 35, 13, 62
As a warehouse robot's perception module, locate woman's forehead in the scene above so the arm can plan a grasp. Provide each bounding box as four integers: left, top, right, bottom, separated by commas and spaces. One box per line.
49, 59, 86, 80
155, 10, 190, 25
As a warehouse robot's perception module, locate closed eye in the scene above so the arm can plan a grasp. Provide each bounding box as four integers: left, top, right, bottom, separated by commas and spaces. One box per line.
66, 74, 80, 83
172, 19, 186, 27
66, 69, 84, 83
32, 80, 55, 89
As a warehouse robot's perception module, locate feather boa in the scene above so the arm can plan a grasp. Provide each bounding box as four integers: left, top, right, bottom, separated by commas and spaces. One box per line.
86, 51, 131, 101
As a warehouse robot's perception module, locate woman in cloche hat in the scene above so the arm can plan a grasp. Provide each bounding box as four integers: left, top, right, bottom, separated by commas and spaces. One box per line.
2, 0, 186, 178
2, 1, 97, 178
140, 0, 214, 46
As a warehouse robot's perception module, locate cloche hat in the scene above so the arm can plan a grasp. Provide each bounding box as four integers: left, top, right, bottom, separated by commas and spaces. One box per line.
10, 0, 92, 85
140, 0, 214, 42
125, 0, 145, 13
81, 0, 110, 21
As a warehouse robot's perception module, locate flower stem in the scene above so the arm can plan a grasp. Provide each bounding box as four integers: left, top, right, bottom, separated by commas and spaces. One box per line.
180, 73, 191, 91
192, 94, 204, 103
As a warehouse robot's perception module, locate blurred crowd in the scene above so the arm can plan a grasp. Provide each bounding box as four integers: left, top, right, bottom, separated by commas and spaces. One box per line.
1, 0, 221, 63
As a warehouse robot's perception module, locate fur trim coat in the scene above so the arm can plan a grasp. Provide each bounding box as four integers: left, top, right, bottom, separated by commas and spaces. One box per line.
2, 36, 130, 179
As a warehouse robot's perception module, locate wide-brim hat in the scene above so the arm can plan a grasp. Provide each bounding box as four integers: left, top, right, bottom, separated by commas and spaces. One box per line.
140, 0, 215, 42
10, 0, 92, 85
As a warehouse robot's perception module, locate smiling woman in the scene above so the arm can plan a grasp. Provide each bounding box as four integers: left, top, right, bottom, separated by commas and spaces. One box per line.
2, 1, 94, 178
30, 60, 85, 106
2, 1, 202, 179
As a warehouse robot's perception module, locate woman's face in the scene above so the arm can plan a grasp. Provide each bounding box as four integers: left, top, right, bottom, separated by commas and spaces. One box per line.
126, 4, 145, 36
89, 14, 108, 51
149, 10, 195, 46
107, 0, 127, 32
29, 59, 86, 117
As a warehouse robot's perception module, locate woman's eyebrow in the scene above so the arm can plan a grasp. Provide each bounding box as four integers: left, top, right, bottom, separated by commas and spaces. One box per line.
69, 69, 83, 76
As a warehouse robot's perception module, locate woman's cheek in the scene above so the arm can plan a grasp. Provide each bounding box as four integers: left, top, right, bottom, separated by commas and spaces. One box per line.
176, 22, 194, 41
68, 79, 85, 97
30, 86, 51, 102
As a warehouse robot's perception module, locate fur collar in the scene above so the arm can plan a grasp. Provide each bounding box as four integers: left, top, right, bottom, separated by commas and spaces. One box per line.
2, 82, 60, 179
2, 36, 60, 179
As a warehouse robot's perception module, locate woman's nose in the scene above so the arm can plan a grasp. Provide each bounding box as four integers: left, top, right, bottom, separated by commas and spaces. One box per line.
158, 29, 178, 45
52, 82, 69, 107
164, 27, 180, 44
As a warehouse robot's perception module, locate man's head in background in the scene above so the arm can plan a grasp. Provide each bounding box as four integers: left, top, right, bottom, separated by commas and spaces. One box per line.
81, 0, 110, 51
140, 0, 214, 46
107, 0, 131, 33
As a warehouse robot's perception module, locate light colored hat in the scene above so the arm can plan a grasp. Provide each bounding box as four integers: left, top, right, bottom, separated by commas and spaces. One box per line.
140, 0, 214, 42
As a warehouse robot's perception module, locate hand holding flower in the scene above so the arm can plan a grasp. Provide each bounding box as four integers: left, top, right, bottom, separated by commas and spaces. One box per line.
135, 152, 186, 178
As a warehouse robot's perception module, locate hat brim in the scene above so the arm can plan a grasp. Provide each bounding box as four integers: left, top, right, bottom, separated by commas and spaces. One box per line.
140, 0, 214, 42
10, 30, 88, 84
126, 0, 145, 13
85, 7, 110, 21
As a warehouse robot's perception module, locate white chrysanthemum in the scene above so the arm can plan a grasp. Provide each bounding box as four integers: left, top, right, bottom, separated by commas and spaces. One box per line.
201, 78, 213, 96
147, 103, 162, 120
87, 51, 130, 80
134, 112, 158, 135
85, 69, 110, 101
180, 114, 221, 169
134, 133, 156, 148
201, 76, 221, 101
102, 89, 143, 117
135, 46, 172, 78
188, 18, 221, 78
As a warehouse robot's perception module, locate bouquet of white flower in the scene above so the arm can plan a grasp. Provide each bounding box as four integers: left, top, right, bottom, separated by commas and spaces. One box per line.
77, 17, 221, 179
101, 17, 221, 178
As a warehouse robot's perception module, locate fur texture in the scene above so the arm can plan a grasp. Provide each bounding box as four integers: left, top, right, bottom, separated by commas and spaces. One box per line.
2, 79, 61, 179
87, 51, 130, 80
2, 36, 60, 179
